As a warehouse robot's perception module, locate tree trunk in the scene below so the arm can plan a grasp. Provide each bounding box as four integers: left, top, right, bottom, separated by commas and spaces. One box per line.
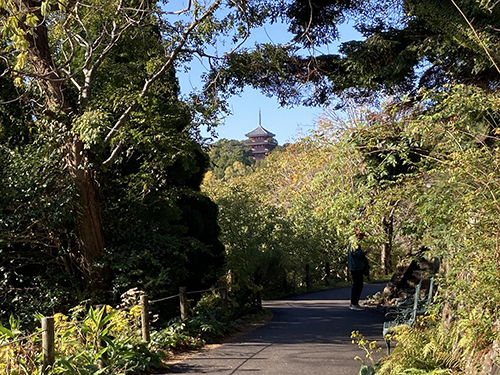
66, 136, 106, 288
23, 1, 69, 112
24, 5, 106, 288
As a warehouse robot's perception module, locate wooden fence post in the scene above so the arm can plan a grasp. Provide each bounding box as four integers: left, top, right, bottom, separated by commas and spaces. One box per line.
140, 294, 150, 342
179, 286, 188, 321
42, 316, 55, 371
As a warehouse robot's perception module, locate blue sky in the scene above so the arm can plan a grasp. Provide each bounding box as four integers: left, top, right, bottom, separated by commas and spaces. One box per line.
178, 19, 362, 145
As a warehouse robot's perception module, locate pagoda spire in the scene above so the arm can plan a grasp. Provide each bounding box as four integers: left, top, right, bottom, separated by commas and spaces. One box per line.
244, 111, 278, 160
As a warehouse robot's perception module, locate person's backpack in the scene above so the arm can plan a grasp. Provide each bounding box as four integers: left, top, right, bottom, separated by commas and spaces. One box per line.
362, 254, 370, 277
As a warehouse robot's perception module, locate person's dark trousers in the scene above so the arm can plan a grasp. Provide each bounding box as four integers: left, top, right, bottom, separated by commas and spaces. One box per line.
350, 270, 364, 305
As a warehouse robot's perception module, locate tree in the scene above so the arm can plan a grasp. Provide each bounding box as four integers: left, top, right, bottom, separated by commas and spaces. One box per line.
207, 139, 254, 179
0, 0, 268, 293
203, 126, 369, 293
1, 56, 80, 321
204, 1, 500, 370
208, 0, 500, 106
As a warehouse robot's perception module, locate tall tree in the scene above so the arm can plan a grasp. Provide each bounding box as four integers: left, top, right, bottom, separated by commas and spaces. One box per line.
0, 0, 267, 291
207, 139, 254, 179
208, 0, 500, 105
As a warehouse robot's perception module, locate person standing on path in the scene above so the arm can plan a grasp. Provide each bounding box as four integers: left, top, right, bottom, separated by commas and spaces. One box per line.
347, 229, 370, 311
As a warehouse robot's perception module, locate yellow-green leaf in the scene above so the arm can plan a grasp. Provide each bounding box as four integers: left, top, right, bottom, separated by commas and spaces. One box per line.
14, 51, 28, 70
25, 13, 39, 27
40, 1, 49, 17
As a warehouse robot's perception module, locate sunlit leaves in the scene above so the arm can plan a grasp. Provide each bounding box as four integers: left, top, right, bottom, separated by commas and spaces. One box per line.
13, 51, 27, 71
207, 139, 253, 179
24, 13, 38, 27
40, 1, 49, 17
203, 129, 370, 291
0, 0, 232, 322
352, 85, 500, 369
1, 12, 29, 70
72, 110, 109, 147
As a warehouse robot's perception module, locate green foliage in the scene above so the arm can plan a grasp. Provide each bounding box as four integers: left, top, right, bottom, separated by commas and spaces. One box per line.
209, 43, 340, 106
152, 289, 259, 348
0, 316, 35, 374
349, 106, 428, 187
152, 319, 201, 351
1, 289, 254, 374
0, 59, 28, 146
378, 316, 464, 374
4, 1, 500, 372
282, 0, 361, 46
0, 102, 80, 325
101, 130, 225, 311
346, 84, 500, 372
210, 0, 500, 107
0, 304, 165, 375
0, 1, 226, 323
204, 171, 317, 296
343, 0, 500, 93
207, 78, 500, 372
203, 129, 371, 296
207, 139, 254, 179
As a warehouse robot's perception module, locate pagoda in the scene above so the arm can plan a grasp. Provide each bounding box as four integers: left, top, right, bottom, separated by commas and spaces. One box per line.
245, 112, 278, 160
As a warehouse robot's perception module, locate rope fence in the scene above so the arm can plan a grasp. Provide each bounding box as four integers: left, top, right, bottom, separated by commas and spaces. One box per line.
0, 330, 43, 349
0, 284, 234, 370
186, 288, 214, 295
149, 287, 217, 304
149, 293, 180, 304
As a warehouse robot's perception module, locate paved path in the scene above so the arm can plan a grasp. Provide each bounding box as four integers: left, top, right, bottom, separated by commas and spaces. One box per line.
164, 283, 386, 374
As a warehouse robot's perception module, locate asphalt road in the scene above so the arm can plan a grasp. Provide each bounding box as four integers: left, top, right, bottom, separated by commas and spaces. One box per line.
164, 283, 386, 374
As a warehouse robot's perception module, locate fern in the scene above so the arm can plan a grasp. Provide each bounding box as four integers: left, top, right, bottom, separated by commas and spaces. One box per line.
378, 316, 465, 374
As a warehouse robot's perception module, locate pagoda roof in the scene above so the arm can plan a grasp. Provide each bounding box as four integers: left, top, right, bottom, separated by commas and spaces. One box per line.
245, 125, 275, 138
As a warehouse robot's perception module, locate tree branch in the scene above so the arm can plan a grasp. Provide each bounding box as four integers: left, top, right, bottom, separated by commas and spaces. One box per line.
103, 141, 123, 167
450, 0, 500, 75
102, 0, 223, 159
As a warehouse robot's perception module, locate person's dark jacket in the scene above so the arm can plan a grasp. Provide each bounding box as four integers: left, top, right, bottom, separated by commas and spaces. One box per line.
347, 243, 366, 271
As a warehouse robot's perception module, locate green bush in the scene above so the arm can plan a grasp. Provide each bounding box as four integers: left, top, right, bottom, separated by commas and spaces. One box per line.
0, 305, 165, 375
